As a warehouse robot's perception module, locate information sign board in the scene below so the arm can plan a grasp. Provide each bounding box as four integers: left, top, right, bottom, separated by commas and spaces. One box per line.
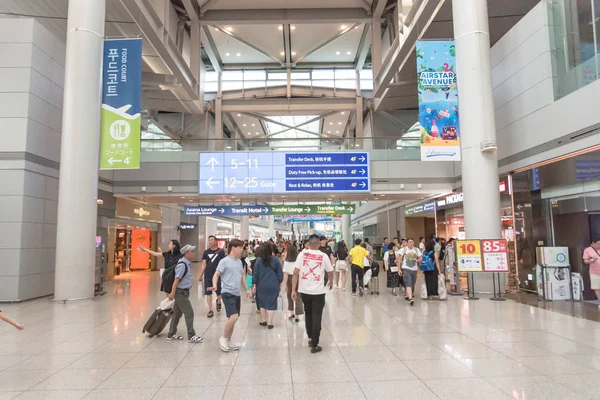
184, 205, 270, 217
456, 240, 483, 272
198, 152, 370, 195
481, 239, 509, 272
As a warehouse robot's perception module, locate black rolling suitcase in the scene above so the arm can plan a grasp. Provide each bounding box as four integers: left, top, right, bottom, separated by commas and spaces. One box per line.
142, 308, 173, 337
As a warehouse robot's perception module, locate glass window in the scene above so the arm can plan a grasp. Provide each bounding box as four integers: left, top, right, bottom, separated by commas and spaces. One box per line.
336, 79, 356, 89
222, 70, 243, 81
222, 81, 243, 91
290, 71, 310, 79
335, 69, 355, 79
312, 69, 334, 79
244, 80, 265, 89
205, 82, 218, 92
360, 79, 374, 91
266, 80, 286, 87
312, 79, 334, 88
268, 72, 287, 80
291, 79, 312, 87
205, 71, 218, 82
244, 70, 266, 80
360, 69, 373, 80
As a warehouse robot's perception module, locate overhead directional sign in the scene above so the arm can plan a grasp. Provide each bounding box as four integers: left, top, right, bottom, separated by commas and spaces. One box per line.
198, 152, 370, 195
184, 204, 355, 217
184, 205, 270, 217
270, 204, 355, 215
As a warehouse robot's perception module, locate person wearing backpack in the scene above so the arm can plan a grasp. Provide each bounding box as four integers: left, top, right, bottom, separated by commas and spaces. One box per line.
165, 244, 203, 343
423, 241, 440, 300
397, 238, 422, 306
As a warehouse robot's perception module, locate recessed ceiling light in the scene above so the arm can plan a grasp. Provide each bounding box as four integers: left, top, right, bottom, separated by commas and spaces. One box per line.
338, 122, 342, 125
247, 132, 251, 134
225, 53, 230, 56
264, 142, 268, 144
280, 51, 285, 56
237, 113, 241, 117
336, 131, 339, 133
380, 194, 386, 197
236, 53, 241, 57
341, 111, 345, 115
341, 25, 347, 29
329, 122, 333, 125
292, 51, 296, 56
354, 144, 360, 147
290, 25, 296, 30
255, 132, 259, 135
278, 25, 283, 30
327, 131, 331, 134
243, 124, 247, 127
226, 146, 232, 149
226, 26, 233, 31
281, 195, 286, 198
336, 51, 341, 55
180, 196, 186, 199
346, 51, 351, 55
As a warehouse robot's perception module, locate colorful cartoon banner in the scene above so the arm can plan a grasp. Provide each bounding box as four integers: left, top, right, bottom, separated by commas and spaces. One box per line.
416, 41, 461, 161
100, 39, 142, 170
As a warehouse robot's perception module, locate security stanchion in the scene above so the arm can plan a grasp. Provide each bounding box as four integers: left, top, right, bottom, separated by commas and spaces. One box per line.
489, 272, 506, 301
463, 272, 479, 300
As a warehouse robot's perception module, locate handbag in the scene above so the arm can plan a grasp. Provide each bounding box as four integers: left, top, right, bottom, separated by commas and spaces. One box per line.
390, 266, 399, 273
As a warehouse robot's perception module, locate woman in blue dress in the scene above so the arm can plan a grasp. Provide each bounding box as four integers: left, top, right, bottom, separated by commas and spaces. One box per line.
252, 243, 284, 329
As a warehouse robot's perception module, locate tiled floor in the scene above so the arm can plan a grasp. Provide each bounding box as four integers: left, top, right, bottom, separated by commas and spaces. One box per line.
2, 271, 600, 399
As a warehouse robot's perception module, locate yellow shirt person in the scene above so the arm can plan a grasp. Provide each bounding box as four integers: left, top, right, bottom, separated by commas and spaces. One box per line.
348, 243, 369, 269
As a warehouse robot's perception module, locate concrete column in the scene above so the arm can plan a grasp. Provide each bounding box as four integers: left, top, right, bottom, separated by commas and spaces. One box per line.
453, 0, 502, 292
342, 213, 352, 246
240, 216, 250, 240
268, 215, 276, 240
54, 0, 106, 301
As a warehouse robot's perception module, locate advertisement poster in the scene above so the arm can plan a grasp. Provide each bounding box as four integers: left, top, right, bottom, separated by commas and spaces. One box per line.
100, 39, 142, 170
456, 240, 482, 272
416, 41, 461, 161
481, 239, 509, 272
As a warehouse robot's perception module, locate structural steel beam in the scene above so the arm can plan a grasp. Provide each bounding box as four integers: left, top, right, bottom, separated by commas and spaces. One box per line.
201, 25, 223, 74
198, 8, 372, 25
355, 22, 372, 71
121, 0, 203, 113
212, 26, 284, 66
222, 98, 357, 112
372, 0, 389, 18
373, 0, 444, 99
294, 24, 361, 65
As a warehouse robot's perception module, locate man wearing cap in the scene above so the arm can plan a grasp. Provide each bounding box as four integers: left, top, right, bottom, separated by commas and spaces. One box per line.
167, 244, 203, 343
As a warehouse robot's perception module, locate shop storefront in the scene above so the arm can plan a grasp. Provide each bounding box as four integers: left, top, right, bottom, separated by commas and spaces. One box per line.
108, 199, 162, 279
511, 149, 600, 299
434, 177, 518, 289
404, 200, 436, 241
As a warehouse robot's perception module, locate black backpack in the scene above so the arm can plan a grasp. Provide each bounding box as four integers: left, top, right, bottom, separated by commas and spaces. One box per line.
162, 260, 188, 293
371, 261, 380, 277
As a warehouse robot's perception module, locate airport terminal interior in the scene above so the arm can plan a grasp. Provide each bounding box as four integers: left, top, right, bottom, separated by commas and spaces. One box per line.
2, 0, 600, 398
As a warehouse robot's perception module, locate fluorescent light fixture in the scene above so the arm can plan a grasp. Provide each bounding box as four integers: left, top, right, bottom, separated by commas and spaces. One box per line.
243, 124, 247, 126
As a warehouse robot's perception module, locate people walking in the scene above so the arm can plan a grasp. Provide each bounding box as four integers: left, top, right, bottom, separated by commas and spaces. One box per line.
584, 237, 600, 308
200, 235, 226, 318
209, 239, 251, 352
397, 238, 422, 306
166, 245, 203, 343
423, 241, 440, 300
335, 241, 349, 291
384, 243, 401, 295
347, 239, 368, 296
283, 245, 303, 322
253, 243, 284, 329
292, 234, 334, 354
139, 239, 182, 291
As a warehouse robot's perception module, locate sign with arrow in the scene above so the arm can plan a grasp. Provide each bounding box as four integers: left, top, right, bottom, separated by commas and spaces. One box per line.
271, 204, 355, 215
198, 152, 370, 195
184, 204, 356, 217
184, 205, 271, 217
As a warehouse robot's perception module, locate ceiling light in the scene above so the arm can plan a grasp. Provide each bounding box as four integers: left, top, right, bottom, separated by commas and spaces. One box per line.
281, 195, 286, 198
327, 131, 331, 134
290, 25, 296, 30
329, 122, 333, 125
237, 113, 241, 117
225, 53, 230, 56
280, 51, 285, 56
225, 26, 233, 31
354, 144, 360, 147
247, 132, 251, 134
341, 112, 345, 115
292, 51, 296, 56
336, 131, 339, 134
226, 146, 232, 149
338, 122, 342, 125
243, 124, 247, 127
236, 53, 241, 57
341, 25, 347, 29
264, 142, 268, 144
336, 51, 341, 55
278, 25, 283, 30
180, 196, 186, 199
380, 194, 386, 197
346, 51, 352, 55
231, 196, 236, 198
255, 132, 259, 135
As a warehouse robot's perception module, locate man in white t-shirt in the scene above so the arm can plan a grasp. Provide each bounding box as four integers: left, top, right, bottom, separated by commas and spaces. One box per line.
292, 234, 334, 354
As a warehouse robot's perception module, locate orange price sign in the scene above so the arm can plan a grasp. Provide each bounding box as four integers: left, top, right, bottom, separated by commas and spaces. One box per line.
456, 240, 482, 272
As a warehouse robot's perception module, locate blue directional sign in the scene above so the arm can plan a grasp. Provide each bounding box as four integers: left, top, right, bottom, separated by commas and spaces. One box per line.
198, 152, 370, 195
184, 205, 270, 217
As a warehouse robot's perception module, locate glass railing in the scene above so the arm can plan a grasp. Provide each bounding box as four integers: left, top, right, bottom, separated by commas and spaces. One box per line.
139, 137, 422, 161
548, 0, 600, 100
140, 136, 421, 155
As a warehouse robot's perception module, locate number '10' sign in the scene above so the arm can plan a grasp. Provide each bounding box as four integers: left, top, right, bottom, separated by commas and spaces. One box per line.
456, 239, 509, 273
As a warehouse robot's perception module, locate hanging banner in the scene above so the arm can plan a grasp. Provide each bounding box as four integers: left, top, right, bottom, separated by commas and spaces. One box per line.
100, 39, 142, 170
416, 41, 461, 161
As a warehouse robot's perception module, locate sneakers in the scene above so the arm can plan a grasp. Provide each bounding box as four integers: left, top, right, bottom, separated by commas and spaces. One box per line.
343, 288, 346, 292
219, 337, 230, 352
359, 287, 364, 297
409, 299, 415, 306
166, 335, 183, 341
188, 335, 203, 343
352, 292, 357, 297
311, 346, 323, 354
228, 341, 241, 351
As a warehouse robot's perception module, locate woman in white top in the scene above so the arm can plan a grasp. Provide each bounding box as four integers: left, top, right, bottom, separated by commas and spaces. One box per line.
283, 245, 303, 322
397, 238, 422, 306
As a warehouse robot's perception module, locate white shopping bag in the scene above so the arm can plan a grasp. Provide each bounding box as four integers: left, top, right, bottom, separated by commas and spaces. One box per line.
159, 268, 165, 277
420, 282, 428, 299
363, 268, 372, 286
277, 295, 283, 312
198, 286, 204, 301
438, 275, 447, 300
160, 298, 175, 310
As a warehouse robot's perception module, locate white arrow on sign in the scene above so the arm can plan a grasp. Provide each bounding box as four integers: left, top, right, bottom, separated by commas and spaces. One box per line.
348, 206, 354, 213
359, 156, 366, 162
304, 207, 311, 213
206, 157, 219, 171
359, 182, 367, 188
108, 157, 122, 165
262, 207, 269, 213
206, 177, 221, 189
360, 169, 366, 175
219, 208, 225, 214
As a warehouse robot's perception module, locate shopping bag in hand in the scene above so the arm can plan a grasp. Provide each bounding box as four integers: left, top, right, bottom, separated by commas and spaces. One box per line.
420, 282, 428, 299
277, 295, 283, 312
160, 298, 175, 310
363, 268, 372, 286
438, 275, 447, 300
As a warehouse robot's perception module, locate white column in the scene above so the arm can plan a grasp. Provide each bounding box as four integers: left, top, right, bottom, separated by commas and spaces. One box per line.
371, 19, 382, 76
268, 215, 276, 240
240, 216, 250, 240
342, 213, 352, 245
54, 0, 106, 301
214, 97, 223, 150
453, 0, 502, 292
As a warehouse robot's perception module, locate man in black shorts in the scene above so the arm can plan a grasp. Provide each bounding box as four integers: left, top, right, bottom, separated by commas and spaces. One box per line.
199, 235, 226, 318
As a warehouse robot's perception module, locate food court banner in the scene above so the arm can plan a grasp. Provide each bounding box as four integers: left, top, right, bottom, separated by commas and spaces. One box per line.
100, 39, 142, 170
416, 40, 461, 161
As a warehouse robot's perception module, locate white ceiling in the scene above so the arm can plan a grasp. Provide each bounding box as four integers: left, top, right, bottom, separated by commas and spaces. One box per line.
198, 0, 374, 10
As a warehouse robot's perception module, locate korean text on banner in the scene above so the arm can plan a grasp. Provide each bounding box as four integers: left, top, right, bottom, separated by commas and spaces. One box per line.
456, 240, 482, 272
416, 41, 461, 161
100, 39, 142, 170
481, 239, 509, 272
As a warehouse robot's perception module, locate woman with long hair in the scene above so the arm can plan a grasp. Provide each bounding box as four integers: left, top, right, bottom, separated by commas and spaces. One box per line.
384, 243, 400, 295
283, 245, 303, 322
424, 240, 440, 299
252, 243, 284, 329
335, 241, 349, 291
